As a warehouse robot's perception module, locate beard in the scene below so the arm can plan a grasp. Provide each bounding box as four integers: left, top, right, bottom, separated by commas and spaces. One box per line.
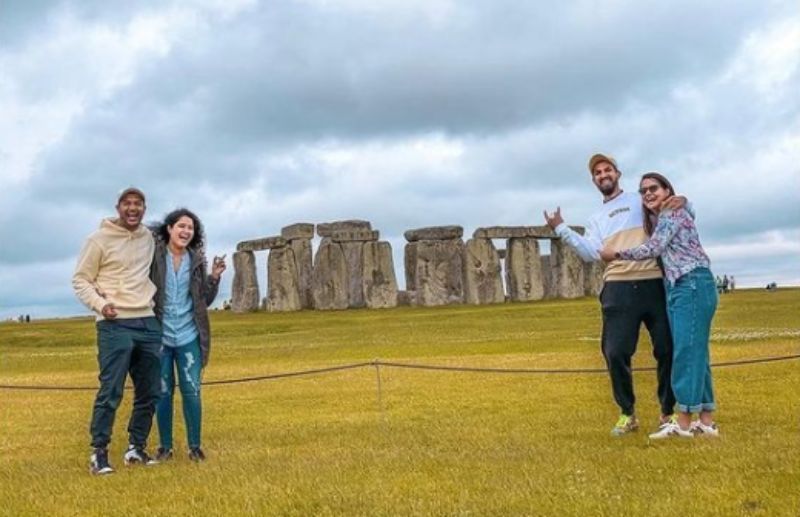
595, 178, 618, 196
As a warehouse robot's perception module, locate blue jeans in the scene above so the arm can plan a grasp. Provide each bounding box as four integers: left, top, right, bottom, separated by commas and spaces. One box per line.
156, 338, 203, 449
666, 268, 718, 414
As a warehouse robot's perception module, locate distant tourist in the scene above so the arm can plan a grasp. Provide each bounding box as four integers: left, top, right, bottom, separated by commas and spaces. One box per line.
544, 153, 684, 436
722, 275, 729, 293
150, 208, 226, 463
25, 314, 30, 323
72, 187, 162, 475
600, 172, 719, 439
730, 275, 736, 292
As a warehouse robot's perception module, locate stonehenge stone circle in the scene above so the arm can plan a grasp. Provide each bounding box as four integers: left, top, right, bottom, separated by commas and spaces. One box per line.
232, 220, 603, 313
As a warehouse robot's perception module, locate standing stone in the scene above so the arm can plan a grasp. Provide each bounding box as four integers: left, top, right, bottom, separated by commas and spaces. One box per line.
506, 238, 545, 302
266, 246, 302, 312
584, 260, 605, 297
550, 240, 585, 298
541, 255, 554, 299
342, 241, 366, 308
231, 251, 259, 312
413, 239, 465, 306
362, 241, 398, 309
312, 239, 348, 310
404, 242, 418, 291
463, 238, 504, 305
290, 239, 314, 309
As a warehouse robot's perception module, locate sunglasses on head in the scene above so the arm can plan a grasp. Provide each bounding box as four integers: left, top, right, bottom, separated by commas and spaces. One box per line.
638, 185, 661, 195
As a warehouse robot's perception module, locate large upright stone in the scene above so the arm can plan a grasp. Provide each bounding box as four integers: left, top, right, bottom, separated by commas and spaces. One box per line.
312, 239, 348, 310
404, 242, 418, 291
506, 238, 545, 302
317, 220, 372, 237
362, 241, 398, 309
231, 251, 259, 312
540, 255, 554, 299
551, 240, 585, 298
266, 246, 301, 312
463, 238, 504, 305
413, 239, 465, 306
584, 260, 605, 297
342, 241, 366, 308
404, 226, 463, 242
290, 239, 314, 309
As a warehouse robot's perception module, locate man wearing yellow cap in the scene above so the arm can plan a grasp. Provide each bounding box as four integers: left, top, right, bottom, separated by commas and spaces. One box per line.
544, 154, 684, 436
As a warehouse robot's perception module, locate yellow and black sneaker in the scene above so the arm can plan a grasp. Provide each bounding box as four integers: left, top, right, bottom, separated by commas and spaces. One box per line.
610, 414, 640, 436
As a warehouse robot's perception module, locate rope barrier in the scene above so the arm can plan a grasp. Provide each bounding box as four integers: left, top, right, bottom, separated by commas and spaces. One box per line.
1, 354, 798, 392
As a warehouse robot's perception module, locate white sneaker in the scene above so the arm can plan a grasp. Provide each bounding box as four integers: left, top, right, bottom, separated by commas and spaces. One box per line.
648, 422, 693, 440
691, 421, 720, 437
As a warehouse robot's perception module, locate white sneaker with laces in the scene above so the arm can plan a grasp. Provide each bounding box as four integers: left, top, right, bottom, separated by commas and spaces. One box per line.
648, 422, 694, 440
691, 420, 720, 437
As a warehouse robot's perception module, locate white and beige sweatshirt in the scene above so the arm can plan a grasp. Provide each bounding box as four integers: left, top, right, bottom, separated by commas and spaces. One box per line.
72, 218, 156, 320
555, 191, 662, 282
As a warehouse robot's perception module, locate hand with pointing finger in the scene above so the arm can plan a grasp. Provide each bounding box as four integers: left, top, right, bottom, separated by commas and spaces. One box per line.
543, 207, 565, 230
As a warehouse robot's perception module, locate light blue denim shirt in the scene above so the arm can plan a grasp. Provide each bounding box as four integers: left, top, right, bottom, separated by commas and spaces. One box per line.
162, 249, 198, 347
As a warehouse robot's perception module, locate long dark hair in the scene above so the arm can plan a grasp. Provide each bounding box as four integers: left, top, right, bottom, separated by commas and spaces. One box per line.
640, 172, 676, 236
156, 208, 206, 252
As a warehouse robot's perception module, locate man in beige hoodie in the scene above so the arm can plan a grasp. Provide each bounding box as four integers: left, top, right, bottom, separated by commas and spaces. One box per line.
73, 187, 162, 475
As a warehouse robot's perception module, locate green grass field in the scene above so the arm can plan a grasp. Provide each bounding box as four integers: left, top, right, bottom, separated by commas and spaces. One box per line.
1, 289, 798, 516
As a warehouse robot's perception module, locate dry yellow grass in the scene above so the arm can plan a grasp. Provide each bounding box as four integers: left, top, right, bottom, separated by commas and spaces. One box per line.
1, 288, 798, 515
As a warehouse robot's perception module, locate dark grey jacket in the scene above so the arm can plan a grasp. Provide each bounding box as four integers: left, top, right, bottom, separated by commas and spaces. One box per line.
150, 238, 220, 367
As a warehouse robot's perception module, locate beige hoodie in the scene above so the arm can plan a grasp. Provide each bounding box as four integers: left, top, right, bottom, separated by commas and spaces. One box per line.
72, 218, 156, 320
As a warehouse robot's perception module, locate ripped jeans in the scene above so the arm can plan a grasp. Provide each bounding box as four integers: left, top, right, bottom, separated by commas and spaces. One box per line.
156, 337, 202, 449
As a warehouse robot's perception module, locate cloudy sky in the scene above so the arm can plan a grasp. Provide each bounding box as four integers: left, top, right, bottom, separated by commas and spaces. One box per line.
1, 0, 798, 319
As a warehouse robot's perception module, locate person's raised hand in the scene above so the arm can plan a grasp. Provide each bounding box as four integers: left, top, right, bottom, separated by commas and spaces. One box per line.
543, 207, 564, 230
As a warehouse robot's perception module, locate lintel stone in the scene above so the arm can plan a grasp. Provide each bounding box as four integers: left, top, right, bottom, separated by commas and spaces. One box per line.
281, 223, 315, 240
237, 236, 287, 252
404, 225, 463, 242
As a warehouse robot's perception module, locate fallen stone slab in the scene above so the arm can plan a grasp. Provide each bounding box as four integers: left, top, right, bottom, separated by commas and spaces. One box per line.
404, 225, 463, 242
237, 236, 287, 252
281, 223, 315, 241
317, 220, 372, 237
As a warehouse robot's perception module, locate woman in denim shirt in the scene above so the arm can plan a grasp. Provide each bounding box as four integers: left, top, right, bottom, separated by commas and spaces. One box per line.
150, 208, 226, 461
601, 172, 719, 439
